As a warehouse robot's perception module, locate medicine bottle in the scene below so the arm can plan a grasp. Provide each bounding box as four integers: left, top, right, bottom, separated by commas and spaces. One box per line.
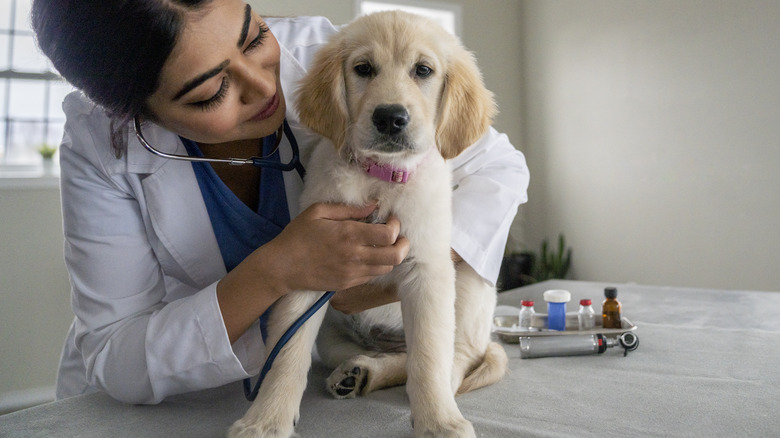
543, 289, 571, 331
518, 300, 535, 330
577, 299, 596, 330
602, 287, 622, 329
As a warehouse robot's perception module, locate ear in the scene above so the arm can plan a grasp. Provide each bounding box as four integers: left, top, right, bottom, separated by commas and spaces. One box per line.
436, 46, 497, 160
296, 39, 349, 148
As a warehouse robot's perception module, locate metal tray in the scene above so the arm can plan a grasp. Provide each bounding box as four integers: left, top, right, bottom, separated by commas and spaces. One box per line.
493, 313, 637, 344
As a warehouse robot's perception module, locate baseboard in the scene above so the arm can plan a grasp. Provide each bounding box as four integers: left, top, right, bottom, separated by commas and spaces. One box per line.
0, 386, 55, 415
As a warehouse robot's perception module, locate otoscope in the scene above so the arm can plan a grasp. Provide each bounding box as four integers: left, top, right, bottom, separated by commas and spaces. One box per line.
519, 332, 639, 359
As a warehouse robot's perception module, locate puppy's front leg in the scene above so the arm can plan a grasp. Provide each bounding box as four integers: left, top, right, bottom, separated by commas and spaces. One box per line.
229, 291, 326, 438
400, 265, 475, 438
452, 262, 508, 395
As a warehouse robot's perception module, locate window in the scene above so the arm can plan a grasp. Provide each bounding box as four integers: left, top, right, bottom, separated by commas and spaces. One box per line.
1, 0, 72, 166
355, 0, 462, 37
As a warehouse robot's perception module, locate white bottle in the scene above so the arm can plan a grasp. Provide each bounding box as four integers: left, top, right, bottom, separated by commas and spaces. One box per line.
518, 300, 536, 330
544, 289, 571, 331
578, 299, 596, 330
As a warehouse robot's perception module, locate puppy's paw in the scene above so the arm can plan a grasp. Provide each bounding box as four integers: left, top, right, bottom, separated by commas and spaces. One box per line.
326, 364, 368, 399
411, 416, 476, 438
228, 408, 299, 438
228, 418, 298, 438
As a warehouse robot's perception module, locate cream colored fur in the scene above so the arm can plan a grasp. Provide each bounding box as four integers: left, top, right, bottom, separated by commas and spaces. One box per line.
229, 11, 506, 438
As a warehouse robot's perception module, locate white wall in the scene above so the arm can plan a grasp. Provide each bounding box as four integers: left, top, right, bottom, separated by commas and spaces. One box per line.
520, 0, 780, 291
0, 184, 72, 411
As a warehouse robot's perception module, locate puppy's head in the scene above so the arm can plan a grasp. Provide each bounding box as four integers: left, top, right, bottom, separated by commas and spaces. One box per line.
297, 11, 496, 162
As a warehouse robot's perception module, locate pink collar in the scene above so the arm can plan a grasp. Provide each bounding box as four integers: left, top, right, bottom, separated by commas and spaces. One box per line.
356, 156, 413, 183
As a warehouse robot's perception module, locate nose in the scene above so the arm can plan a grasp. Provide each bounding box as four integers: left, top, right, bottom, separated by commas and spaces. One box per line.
372, 104, 409, 136
237, 61, 277, 105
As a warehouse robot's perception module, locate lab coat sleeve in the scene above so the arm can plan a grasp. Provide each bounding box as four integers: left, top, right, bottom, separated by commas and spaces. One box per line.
58, 108, 261, 404
449, 127, 529, 286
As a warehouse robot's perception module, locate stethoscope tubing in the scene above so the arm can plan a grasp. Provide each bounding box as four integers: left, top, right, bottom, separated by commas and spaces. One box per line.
134, 117, 254, 166
133, 117, 306, 178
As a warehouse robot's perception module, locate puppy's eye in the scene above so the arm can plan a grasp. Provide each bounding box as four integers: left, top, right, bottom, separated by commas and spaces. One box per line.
415, 64, 433, 78
354, 63, 373, 77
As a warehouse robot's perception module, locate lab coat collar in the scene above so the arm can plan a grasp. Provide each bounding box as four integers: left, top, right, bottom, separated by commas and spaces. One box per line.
120, 119, 225, 288
125, 122, 184, 175
141, 158, 227, 288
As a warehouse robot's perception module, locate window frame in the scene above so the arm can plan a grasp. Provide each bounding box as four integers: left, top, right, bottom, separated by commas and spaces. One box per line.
354, 0, 462, 38
1, 0, 70, 176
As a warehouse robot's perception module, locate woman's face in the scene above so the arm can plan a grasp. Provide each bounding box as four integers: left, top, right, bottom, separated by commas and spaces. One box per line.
146, 0, 285, 145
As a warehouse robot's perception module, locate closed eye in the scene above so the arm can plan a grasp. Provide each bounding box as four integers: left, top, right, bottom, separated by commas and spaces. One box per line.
192, 77, 229, 111
245, 22, 269, 52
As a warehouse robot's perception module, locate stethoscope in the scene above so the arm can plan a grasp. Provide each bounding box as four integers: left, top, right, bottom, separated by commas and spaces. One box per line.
133, 116, 306, 179
134, 115, 323, 402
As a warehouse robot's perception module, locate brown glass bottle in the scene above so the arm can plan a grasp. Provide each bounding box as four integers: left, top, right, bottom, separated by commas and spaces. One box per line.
601, 287, 622, 329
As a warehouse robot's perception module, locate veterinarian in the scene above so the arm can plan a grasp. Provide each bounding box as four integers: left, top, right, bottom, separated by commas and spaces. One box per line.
32, 0, 529, 404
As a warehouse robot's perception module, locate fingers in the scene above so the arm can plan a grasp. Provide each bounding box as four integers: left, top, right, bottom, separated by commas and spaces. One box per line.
270, 203, 410, 293
355, 217, 401, 247
335, 212, 408, 266
357, 235, 410, 267
304, 203, 403, 249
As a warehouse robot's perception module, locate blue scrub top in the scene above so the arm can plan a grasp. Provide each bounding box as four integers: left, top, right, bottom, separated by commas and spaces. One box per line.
180, 133, 291, 272
182, 132, 294, 342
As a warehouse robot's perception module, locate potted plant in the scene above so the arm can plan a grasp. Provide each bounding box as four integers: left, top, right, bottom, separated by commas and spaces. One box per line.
532, 234, 572, 282
38, 143, 57, 159
38, 143, 58, 174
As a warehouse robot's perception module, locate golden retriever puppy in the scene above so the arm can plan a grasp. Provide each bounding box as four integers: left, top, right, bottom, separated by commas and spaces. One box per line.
229, 11, 506, 438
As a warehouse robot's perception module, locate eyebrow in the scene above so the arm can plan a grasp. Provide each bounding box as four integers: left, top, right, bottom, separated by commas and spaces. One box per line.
237, 4, 252, 48
173, 60, 230, 101
172, 5, 253, 101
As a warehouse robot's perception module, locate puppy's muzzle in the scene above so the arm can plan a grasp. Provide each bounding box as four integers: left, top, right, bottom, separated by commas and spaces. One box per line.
372, 104, 409, 136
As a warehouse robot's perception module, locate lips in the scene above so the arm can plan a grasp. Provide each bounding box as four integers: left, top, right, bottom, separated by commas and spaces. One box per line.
251, 92, 280, 122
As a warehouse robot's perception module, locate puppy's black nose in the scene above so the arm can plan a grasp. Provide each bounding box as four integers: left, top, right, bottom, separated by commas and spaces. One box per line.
372, 104, 409, 136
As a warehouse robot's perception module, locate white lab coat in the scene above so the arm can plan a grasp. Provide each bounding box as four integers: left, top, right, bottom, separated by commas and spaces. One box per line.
55, 16, 529, 403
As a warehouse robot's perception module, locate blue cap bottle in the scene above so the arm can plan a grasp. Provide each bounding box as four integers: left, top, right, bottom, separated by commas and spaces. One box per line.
543, 289, 571, 331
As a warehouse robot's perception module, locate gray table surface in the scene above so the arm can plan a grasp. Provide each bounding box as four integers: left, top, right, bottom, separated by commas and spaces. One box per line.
2, 280, 779, 437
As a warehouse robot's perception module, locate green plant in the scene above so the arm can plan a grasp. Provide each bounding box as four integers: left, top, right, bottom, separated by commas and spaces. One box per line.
38, 144, 58, 159
532, 234, 572, 282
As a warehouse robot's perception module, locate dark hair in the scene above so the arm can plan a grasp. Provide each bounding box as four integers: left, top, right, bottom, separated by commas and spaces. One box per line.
31, 0, 213, 155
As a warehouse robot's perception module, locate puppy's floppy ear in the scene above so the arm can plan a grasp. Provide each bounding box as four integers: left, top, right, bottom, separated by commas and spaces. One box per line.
296, 39, 348, 148
436, 46, 497, 160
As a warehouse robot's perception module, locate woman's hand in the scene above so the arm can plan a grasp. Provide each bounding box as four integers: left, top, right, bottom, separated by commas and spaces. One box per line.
267, 202, 410, 292
217, 202, 410, 342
